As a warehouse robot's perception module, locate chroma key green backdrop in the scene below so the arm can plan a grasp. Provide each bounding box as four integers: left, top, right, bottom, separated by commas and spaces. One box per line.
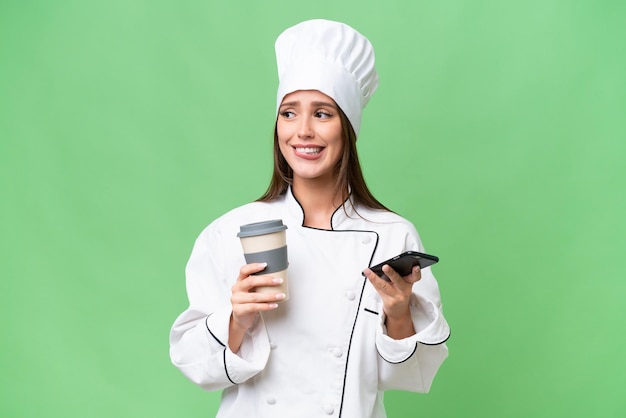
1, 1, 625, 417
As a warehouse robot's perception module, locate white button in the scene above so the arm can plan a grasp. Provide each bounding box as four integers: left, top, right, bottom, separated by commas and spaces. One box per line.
323, 405, 335, 415
333, 348, 343, 358
270, 342, 277, 349
362, 236, 371, 244
346, 291, 355, 301
266, 397, 276, 405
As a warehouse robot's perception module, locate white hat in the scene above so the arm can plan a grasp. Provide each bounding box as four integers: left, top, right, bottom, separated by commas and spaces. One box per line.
275, 19, 379, 135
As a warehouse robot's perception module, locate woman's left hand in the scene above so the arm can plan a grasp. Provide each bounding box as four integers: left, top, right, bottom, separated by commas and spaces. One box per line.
363, 264, 420, 339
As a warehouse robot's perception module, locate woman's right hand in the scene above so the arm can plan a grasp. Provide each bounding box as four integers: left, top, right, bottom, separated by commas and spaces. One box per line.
228, 262, 284, 352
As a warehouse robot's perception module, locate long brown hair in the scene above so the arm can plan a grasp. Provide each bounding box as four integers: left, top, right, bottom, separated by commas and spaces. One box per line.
257, 107, 389, 212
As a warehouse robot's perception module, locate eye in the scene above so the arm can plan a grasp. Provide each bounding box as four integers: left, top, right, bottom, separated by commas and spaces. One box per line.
280, 110, 296, 119
315, 110, 333, 119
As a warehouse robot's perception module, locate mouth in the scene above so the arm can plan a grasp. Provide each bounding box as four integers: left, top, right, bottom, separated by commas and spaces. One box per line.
294, 146, 323, 155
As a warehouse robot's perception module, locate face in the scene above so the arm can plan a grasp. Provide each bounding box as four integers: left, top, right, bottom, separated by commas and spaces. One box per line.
276, 90, 344, 186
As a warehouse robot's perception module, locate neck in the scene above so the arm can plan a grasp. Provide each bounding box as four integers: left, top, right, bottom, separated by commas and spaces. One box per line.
292, 179, 346, 229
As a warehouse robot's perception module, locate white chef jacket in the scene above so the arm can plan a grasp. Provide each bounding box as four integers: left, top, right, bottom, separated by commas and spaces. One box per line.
170, 188, 450, 418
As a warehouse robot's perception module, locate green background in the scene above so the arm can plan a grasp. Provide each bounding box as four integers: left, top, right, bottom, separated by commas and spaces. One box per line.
1, 1, 624, 417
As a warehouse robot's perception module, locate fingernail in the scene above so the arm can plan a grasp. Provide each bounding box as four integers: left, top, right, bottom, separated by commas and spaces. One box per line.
269, 303, 278, 309
275, 293, 286, 300
272, 277, 284, 284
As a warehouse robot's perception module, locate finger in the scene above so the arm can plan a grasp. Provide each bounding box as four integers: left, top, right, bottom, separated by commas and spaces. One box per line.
238, 262, 269, 280
382, 264, 405, 286
233, 275, 283, 293
363, 267, 392, 293
231, 302, 279, 326
233, 303, 280, 316
362, 267, 384, 283
381, 265, 417, 293
232, 290, 286, 305
409, 265, 422, 283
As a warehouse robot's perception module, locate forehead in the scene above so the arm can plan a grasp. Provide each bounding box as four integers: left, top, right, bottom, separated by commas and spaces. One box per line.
280, 90, 337, 106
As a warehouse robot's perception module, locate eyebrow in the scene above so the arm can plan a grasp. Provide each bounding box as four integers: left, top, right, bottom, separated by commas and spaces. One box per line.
279, 101, 337, 109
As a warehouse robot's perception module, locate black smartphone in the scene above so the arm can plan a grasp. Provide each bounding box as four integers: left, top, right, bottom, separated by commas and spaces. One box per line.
364, 251, 439, 282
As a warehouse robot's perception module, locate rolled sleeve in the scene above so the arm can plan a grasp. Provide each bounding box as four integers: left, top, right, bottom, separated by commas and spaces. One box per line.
205, 307, 272, 385
377, 293, 450, 361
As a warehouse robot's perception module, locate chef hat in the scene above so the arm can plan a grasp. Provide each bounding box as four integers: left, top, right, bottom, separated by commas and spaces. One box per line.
275, 19, 379, 135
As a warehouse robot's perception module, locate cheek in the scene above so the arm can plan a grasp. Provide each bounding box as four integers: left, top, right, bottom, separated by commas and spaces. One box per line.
325, 124, 344, 148
325, 120, 343, 140
276, 120, 290, 142
278, 142, 289, 159
277, 136, 291, 160
275, 124, 288, 149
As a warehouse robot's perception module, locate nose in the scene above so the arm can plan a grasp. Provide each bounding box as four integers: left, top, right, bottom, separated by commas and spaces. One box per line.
297, 116, 314, 139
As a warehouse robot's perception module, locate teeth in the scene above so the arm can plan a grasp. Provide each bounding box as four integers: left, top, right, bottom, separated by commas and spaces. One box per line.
296, 147, 322, 154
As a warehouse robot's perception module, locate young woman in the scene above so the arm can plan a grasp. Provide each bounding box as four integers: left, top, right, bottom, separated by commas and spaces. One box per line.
170, 19, 450, 418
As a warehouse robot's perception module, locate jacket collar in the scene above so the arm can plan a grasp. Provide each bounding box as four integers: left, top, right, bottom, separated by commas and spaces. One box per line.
284, 186, 359, 230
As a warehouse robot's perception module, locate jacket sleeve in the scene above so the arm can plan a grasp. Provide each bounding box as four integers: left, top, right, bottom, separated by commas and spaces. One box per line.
375, 226, 450, 392
169, 224, 271, 391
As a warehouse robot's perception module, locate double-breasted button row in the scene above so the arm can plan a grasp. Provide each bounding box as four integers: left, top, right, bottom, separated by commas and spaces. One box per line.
323, 404, 335, 414
264, 397, 335, 415
329, 347, 343, 358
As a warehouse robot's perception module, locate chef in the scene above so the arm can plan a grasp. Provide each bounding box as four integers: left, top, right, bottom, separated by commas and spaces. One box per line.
170, 19, 450, 418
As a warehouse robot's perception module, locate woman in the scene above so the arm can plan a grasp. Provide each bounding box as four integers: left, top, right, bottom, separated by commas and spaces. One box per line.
170, 19, 450, 417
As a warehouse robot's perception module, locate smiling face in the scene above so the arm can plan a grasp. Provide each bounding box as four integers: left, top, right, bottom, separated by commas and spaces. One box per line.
276, 90, 344, 187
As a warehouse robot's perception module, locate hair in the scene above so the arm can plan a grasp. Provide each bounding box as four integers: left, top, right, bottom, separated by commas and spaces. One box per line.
257, 106, 389, 213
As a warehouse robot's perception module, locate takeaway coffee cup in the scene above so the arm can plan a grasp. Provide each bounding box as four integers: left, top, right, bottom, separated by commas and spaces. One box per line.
237, 219, 289, 301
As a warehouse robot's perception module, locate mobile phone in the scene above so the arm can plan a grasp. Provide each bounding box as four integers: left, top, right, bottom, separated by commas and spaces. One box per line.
364, 251, 439, 282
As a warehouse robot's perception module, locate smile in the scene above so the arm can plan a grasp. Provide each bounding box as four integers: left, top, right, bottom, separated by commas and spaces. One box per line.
295, 147, 323, 155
